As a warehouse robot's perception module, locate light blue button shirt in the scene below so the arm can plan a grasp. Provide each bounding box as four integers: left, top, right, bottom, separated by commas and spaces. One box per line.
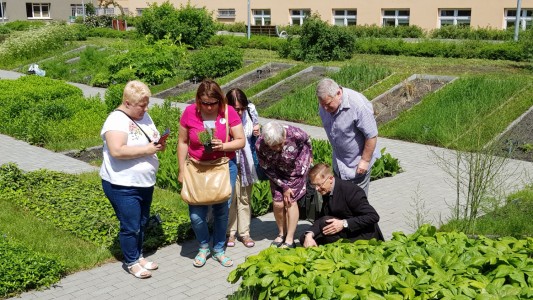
319, 87, 379, 181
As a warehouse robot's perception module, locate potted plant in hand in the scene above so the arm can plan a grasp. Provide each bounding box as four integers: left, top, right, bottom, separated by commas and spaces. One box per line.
198, 128, 215, 152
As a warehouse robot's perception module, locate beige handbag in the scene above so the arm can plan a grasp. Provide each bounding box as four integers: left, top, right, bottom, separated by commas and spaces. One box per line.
181, 106, 231, 205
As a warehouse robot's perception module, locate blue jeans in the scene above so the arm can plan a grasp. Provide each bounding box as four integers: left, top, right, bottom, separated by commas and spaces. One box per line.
102, 180, 154, 266
189, 158, 237, 253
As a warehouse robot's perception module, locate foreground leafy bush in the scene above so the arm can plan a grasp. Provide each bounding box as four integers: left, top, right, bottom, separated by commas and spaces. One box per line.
0, 164, 192, 251
0, 236, 66, 298
229, 224, 533, 299
188, 46, 243, 80
137, 1, 215, 49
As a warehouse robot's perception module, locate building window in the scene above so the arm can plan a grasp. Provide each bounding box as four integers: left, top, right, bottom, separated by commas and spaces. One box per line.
333, 9, 356, 26
382, 10, 409, 27
96, 7, 115, 16
505, 9, 533, 30
26, 3, 51, 19
71, 4, 83, 17
290, 9, 310, 26
217, 8, 235, 19
136, 8, 144, 16
439, 9, 471, 27
0, 2, 6, 19
253, 9, 271, 25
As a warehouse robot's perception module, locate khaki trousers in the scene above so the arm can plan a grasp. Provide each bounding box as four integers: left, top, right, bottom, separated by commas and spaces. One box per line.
227, 171, 252, 237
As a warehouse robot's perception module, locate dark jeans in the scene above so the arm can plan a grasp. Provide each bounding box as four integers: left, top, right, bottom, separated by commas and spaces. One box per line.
102, 180, 154, 266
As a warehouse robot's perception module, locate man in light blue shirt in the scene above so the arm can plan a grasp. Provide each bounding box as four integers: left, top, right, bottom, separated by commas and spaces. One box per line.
316, 78, 379, 196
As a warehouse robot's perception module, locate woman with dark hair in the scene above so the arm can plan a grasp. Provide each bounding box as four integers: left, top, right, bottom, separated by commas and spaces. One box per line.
225, 88, 260, 248
177, 79, 245, 267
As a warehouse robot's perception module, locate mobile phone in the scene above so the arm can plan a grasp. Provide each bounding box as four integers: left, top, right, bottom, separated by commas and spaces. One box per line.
154, 128, 170, 145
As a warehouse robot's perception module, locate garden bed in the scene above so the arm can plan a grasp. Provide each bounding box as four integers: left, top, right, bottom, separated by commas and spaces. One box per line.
494, 107, 533, 162
221, 62, 293, 92
372, 74, 456, 125
252, 66, 339, 109
62, 146, 103, 165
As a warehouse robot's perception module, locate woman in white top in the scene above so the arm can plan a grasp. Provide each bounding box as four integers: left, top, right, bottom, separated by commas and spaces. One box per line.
100, 81, 166, 279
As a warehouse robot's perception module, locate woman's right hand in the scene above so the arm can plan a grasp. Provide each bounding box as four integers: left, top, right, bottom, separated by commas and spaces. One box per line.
147, 142, 163, 154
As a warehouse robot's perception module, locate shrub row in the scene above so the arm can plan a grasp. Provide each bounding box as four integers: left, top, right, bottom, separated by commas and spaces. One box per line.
0, 235, 66, 298
229, 224, 533, 299
0, 24, 86, 63
188, 46, 243, 80
0, 76, 106, 150
0, 163, 192, 251
208, 35, 285, 51
353, 38, 528, 61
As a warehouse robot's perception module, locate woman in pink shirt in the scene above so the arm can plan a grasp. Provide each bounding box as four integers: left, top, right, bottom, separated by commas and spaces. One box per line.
177, 79, 245, 267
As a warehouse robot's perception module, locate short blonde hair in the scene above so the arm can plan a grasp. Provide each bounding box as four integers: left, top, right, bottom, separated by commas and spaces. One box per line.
309, 163, 332, 182
123, 81, 151, 105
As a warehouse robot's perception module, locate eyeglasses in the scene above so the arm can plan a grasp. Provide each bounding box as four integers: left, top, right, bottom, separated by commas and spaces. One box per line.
200, 100, 219, 106
310, 176, 330, 189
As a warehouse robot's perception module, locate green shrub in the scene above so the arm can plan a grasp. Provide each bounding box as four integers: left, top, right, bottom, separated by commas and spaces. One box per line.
215, 21, 246, 33
0, 76, 107, 150
347, 24, 425, 38
137, 1, 215, 49
208, 35, 284, 51
108, 37, 188, 85
0, 236, 66, 298
1, 164, 192, 251
250, 180, 273, 217
280, 14, 355, 62
83, 15, 112, 28
86, 27, 136, 39
430, 26, 514, 40
188, 46, 243, 80
0, 25, 11, 34
105, 83, 126, 113
229, 224, 533, 299
4, 20, 46, 31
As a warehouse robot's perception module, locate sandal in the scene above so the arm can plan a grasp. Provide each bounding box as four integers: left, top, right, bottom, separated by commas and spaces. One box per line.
213, 251, 233, 267
226, 235, 236, 247
240, 235, 255, 248
271, 235, 285, 248
127, 263, 151, 279
139, 257, 158, 270
193, 248, 210, 268
279, 242, 296, 249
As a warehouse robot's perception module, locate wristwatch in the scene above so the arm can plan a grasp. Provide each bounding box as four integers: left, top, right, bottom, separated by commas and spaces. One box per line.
342, 219, 348, 229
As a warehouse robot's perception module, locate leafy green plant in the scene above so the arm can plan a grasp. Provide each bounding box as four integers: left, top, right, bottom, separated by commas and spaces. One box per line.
518, 143, 533, 153
371, 148, 402, 180
229, 224, 533, 299
104, 83, 127, 113
250, 180, 273, 217
0, 236, 66, 298
198, 128, 215, 145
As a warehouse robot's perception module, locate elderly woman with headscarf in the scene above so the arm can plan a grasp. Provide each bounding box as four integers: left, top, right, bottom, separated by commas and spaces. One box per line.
255, 121, 312, 248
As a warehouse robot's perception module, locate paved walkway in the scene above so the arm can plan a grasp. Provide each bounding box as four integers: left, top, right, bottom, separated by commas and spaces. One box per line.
2, 71, 533, 299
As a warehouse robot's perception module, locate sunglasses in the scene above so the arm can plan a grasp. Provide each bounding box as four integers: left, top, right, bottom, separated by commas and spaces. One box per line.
200, 100, 219, 106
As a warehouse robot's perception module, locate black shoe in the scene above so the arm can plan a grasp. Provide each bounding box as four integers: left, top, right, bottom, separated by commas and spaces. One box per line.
270, 235, 285, 247
279, 242, 296, 249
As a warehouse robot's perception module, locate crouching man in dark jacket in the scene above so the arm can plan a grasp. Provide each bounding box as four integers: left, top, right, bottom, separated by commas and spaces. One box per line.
300, 163, 384, 247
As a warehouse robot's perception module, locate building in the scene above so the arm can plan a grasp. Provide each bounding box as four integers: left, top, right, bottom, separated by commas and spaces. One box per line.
0, 0, 121, 23
1, 1, 532, 31
122, 0, 533, 31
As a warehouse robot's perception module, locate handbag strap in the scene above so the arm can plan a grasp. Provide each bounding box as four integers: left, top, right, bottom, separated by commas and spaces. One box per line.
223, 105, 229, 156
115, 109, 152, 143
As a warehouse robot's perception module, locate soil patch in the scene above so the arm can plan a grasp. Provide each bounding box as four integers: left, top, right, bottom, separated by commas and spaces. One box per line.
372, 75, 454, 126
252, 66, 334, 110
494, 109, 533, 162
154, 60, 262, 99
63, 146, 103, 165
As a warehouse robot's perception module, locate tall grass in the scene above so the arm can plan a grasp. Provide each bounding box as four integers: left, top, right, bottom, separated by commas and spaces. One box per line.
244, 63, 308, 98
261, 63, 391, 125
379, 75, 532, 150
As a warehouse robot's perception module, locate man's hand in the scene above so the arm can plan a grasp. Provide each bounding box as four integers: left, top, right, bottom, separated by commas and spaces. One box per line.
303, 233, 317, 248
283, 188, 294, 207
357, 159, 370, 174
322, 218, 344, 235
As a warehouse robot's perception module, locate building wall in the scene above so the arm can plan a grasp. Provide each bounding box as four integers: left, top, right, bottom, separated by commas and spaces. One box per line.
120, 0, 533, 30
0, 0, 92, 22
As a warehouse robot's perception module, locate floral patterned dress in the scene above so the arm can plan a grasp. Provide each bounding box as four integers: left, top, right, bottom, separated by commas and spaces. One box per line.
255, 125, 312, 202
